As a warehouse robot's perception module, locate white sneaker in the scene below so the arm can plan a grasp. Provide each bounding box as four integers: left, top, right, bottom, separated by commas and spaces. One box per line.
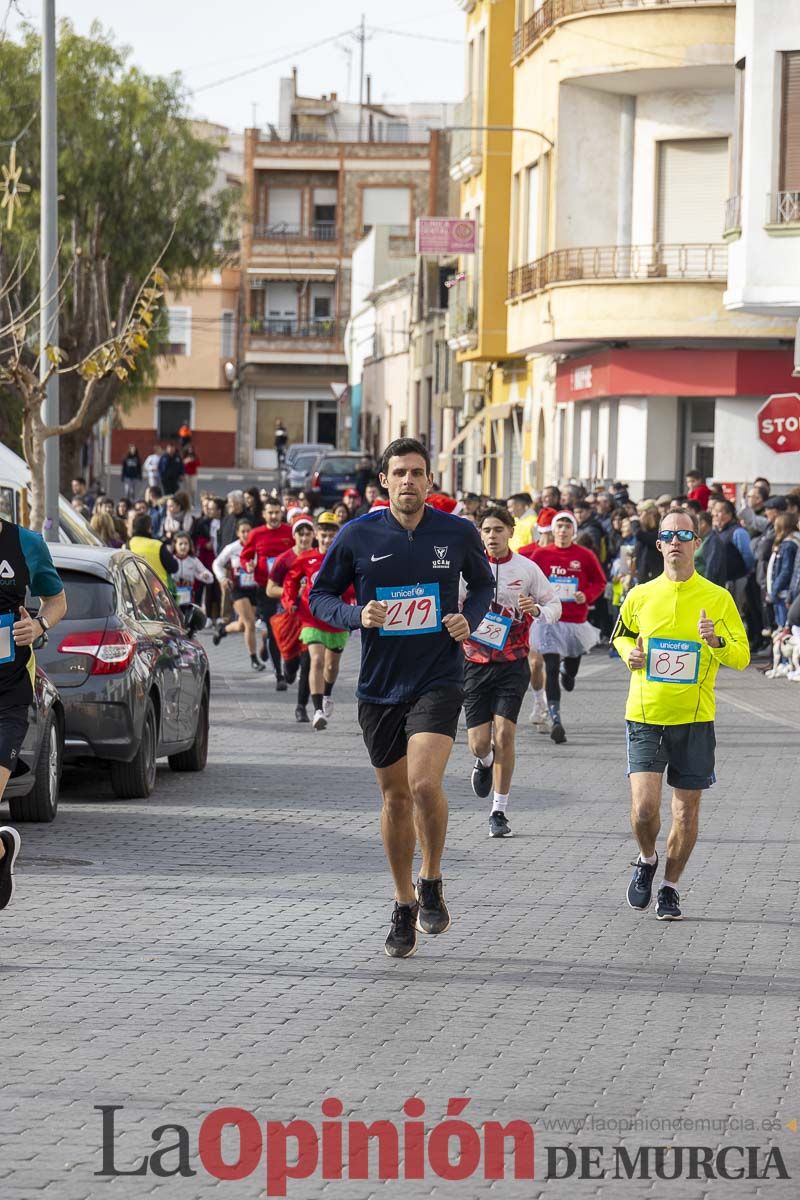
312, 709, 328, 731
322, 696, 334, 719
529, 697, 550, 732
787, 669, 800, 682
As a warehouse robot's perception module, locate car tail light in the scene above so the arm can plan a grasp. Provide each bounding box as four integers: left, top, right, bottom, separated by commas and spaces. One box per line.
310, 471, 321, 489
58, 629, 136, 675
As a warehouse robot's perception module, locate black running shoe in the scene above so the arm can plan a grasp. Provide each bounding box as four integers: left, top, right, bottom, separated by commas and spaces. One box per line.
385, 902, 418, 958
295, 705, 309, 723
550, 719, 566, 744
560, 667, 575, 692
470, 756, 493, 799
212, 621, 227, 647
0, 827, 21, 911
275, 677, 288, 692
626, 853, 659, 910
489, 810, 512, 838
259, 639, 269, 663
250, 658, 266, 672
655, 884, 682, 921
415, 877, 450, 935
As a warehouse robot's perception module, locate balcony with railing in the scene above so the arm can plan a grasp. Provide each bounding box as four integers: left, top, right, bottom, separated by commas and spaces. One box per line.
723, 195, 741, 237
768, 192, 800, 227
252, 221, 337, 243
512, 0, 735, 63
508, 243, 728, 298
449, 97, 483, 183
248, 316, 343, 344
261, 123, 434, 146
446, 276, 478, 351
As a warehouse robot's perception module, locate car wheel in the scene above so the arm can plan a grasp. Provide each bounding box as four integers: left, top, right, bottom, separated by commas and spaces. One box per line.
110, 697, 158, 799
8, 710, 61, 823
168, 688, 209, 773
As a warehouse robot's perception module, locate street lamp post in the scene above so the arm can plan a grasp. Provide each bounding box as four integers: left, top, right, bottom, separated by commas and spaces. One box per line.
40, 0, 59, 541
445, 124, 555, 149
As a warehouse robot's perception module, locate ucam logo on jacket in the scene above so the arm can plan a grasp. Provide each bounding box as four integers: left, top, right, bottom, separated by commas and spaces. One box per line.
309, 507, 494, 704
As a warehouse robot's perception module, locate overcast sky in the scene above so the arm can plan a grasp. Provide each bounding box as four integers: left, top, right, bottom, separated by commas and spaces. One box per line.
7, 0, 466, 131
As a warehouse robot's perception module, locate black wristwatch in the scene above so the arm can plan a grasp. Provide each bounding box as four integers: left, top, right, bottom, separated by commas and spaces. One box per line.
716, 636, 726, 649
37, 613, 51, 633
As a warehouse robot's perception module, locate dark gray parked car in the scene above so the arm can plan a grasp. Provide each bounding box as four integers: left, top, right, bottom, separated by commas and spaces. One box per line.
32, 545, 210, 799
2, 664, 65, 823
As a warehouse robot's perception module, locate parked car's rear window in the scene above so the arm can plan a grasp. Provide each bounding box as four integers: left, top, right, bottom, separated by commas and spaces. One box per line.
56, 569, 115, 618
319, 457, 361, 476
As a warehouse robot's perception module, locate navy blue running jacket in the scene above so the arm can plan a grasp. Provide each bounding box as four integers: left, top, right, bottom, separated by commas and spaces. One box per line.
309, 506, 494, 704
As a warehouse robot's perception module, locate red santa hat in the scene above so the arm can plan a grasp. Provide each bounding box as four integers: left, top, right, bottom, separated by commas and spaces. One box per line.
426, 493, 462, 515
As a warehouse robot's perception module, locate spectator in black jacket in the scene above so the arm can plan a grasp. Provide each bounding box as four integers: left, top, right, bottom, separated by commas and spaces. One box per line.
120, 444, 142, 500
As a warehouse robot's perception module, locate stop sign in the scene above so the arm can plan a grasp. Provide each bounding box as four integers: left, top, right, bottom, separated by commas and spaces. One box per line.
757, 393, 800, 454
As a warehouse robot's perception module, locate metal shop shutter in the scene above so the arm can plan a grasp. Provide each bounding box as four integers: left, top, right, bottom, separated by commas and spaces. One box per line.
657, 139, 729, 244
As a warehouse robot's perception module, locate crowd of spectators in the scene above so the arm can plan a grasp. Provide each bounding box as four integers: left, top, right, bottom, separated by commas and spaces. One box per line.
69, 456, 800, 677
456, 471, 800, 674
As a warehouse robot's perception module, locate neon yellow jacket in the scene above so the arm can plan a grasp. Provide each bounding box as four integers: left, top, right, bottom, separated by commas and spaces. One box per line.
613, 571, 749, 725
509, 514, 538, 552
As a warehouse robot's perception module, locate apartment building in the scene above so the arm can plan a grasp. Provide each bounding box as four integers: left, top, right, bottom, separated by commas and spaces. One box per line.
445, 0, 531, 496
110, 123, 243, 473
505, 0, 797, 497
723, 0, 800, 487
237, 71, 453, 467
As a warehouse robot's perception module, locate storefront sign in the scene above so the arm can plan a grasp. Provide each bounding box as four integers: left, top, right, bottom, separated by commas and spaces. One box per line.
416, 218, 476, 255
757, 393, 800, 454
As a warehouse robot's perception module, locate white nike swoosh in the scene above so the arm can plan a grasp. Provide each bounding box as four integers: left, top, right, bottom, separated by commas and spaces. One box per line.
371, 553, 393, 562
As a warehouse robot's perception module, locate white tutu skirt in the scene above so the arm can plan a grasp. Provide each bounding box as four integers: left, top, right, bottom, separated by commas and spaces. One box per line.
530, 619, 600, 658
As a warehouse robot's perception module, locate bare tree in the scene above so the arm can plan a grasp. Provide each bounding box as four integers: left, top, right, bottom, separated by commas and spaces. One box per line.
0, 264, 166, 530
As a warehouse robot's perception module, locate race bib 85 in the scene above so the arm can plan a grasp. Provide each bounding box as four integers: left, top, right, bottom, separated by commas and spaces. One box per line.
377, 583, 441, 636
646, 637, 701, 684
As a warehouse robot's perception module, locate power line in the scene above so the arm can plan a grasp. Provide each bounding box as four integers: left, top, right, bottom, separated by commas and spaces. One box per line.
191, 28, 358, 95
367, 25, 463, 46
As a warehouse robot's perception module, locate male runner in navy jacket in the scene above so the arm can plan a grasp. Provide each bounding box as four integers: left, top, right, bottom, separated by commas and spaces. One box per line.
310, 437, 494, 958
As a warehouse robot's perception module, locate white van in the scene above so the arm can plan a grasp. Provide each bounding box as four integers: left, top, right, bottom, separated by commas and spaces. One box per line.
0, 440, 101, 544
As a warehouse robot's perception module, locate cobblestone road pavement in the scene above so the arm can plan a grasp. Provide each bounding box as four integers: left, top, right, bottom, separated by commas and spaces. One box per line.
2, 634, 798, 1199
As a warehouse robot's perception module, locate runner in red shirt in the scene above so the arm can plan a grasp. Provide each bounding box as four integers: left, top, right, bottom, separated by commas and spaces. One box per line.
267, 513, 315, 721
521, 510, 606, 744
282, 512, 354, 730
240, 496, 294, 687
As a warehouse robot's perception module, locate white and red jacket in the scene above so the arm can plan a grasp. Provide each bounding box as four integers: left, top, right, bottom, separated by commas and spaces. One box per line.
460, 550, 561, 665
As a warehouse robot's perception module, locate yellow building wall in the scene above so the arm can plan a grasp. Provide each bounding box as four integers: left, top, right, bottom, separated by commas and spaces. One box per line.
460, 0, 516, 365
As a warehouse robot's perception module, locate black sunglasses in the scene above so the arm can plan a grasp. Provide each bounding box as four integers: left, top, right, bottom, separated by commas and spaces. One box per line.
658, 529, 696, 543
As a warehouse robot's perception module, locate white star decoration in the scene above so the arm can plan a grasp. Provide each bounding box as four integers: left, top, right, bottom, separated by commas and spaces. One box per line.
0, 145, 31, 230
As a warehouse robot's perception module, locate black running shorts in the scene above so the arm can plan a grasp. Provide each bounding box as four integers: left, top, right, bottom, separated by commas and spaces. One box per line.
358, 685, 464, 769
0, 706, 29, 773
463, 657, 531, 728
626, 720, 716, 790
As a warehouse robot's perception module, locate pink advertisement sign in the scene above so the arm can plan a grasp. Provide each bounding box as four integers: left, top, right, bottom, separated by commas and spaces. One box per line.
416, 218, 476, 255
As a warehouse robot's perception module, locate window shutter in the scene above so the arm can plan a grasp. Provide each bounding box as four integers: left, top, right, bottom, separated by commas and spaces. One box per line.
361, 187, 411, 232
657, 139, 729, 244
780, 51, 800, 192
268, 188, 301, 232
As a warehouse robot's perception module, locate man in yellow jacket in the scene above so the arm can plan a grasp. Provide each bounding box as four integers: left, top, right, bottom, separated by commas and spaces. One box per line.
612, 510, 749, 920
